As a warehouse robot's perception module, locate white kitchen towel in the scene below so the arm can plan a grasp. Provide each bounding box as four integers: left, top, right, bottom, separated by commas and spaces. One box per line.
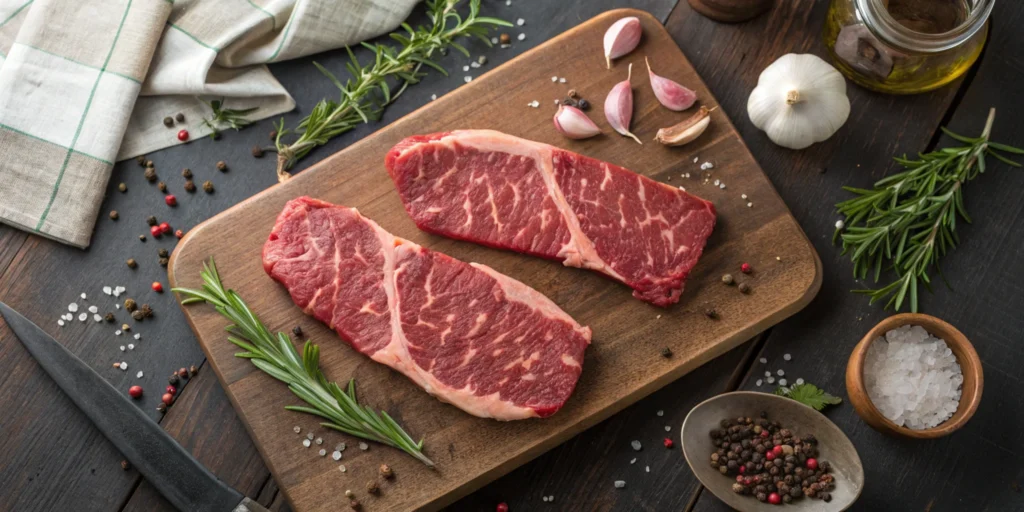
0, 0, 418, 248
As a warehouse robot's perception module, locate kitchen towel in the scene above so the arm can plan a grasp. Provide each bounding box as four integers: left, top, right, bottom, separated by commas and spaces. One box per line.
0, 0, 418, 248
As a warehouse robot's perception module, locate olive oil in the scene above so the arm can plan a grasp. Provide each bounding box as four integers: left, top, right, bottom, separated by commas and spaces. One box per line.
823, 0, 988, 94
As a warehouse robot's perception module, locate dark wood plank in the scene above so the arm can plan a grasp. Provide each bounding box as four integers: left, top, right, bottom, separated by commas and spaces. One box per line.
0, 225, 28, 276
663, 1, 1024, 511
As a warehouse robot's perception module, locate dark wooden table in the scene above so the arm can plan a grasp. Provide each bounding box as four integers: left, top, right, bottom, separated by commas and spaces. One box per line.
1, 1, 1022, 511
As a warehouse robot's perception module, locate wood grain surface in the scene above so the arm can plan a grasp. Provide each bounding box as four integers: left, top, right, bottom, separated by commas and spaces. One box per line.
169, 9, 820, 511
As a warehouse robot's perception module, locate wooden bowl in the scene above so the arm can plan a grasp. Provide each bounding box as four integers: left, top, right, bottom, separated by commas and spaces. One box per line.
681, 392, 864, 511
846, 313, 983, 439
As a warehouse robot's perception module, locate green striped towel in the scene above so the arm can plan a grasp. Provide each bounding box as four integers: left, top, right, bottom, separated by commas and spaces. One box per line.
0, 0, 417, 248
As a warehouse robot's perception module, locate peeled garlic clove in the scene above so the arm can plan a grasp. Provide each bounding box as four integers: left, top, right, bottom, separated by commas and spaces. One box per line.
646, 57, 697, 111
655, 106, 712, 146
553, 105, 601, 139
603, 16, 641, 69
604, 63, 642, 144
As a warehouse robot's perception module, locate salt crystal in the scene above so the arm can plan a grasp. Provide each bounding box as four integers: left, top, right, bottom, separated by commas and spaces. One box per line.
796, 378, 805, 385
68, 303, 78, 312
759, 357, 767, 364
614, 480, 626, 488
57, 320, 65, 326
630, 458, 636, 464
783, 353, 792, 361
517, 18, 525, 26
664, 425, 671, 432
505, 0, 511, 5
78, 313, 87, 322
779, 379, 787, 386
491, 37, 499, 44
302, 439, 311, 448
318, 449, 327, 457
713, 179, 720, 186
559, 77, 566, 83
777, 369, 785, 376
548, 496, 554, 502
542, 497, 549, 502
835, 220, 845, 230
766, 377, 775, 384
756, 379, 762, 386
464, 76, 472, 83
630, 440, 641, 451
359, 442, 369, 451
431, 94, 437, 101
693, 156, 699, 163
462, 65, 470, 72
518, 33, 526, 41
115, 330, 122, 336
742, 194, 748, 199
120, 346, 125, 351
115, 304, 120, 310
339, 465, 346, 473
336, 442, 346, 451
136, 371, 144, 378
119, 362, 128, 370
551, 76, 558, 82
92, 314, 101, 322
128, 344, 134, 350
645, 466, 650, 473
656, 410, 664, 416
315, 437, 323, 445
80, 293, 87, 300
88, 305, 98, 314
134, 333, 141, 340
764, 371, 771, 377
293, 426, 301, 434
332, 451, 342, 461
470, 61, 480, 68
306, 433, 314, 440
747, 202, 753, 208
102, 286, 112, 295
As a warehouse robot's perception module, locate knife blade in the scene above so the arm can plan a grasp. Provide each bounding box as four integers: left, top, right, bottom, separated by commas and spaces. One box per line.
0, 302, 269, 512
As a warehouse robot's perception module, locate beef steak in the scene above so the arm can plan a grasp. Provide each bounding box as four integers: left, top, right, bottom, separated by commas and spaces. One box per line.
262, 197, 592, 420
385, 130, 717, 306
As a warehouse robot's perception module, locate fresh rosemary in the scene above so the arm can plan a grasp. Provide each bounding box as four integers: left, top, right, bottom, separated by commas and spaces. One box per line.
174, 259, 434, 467
201, 97, 258, 139
835, 108, 1022, 312
272, 0, 510, 182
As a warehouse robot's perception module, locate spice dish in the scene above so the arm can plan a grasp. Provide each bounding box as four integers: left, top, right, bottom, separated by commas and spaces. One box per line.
682, 392, 864, 511
846, 313, 983, 439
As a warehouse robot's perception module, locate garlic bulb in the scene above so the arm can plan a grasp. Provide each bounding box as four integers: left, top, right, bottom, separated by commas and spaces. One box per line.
747, 54, 850, 150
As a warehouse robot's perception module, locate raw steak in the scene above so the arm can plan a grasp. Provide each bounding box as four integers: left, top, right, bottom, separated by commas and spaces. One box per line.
262, 197, 592, 420
385, 130, 717, 307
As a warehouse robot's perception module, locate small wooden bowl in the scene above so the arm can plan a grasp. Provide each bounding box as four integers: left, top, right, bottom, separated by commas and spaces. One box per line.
846, 313, 983, 439
682, 392, 864, 511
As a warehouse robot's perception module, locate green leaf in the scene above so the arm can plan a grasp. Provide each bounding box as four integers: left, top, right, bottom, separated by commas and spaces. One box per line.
775, 383, 843, 411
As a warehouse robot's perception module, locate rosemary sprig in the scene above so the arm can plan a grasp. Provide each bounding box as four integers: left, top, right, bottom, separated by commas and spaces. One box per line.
201, 97, 259, 139
835, 108, 1023, 312
272, 0, 510, 182
173, 258, 434, 467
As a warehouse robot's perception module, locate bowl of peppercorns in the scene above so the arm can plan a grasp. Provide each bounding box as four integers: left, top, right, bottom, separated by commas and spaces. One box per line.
682, 391, 864, 510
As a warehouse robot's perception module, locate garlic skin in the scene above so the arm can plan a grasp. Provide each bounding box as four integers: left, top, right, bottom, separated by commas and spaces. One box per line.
655, 106, 712, 146
646, 58, 697, 111
747, 53, 850, 150
553, 105, 601, 139
603, 17, 641, 69
604, 64, 642, 144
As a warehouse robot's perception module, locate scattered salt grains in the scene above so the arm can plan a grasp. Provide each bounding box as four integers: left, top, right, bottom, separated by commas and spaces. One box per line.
80, 293, 87, 300
134, 333, 141, 340
517, 33, 526, 41
864, 325, 963, 430
293, 426, 301, 434
115, 304, 120, 310
93, 314, 102, 322
756, 379, 763, 386
764, 371, 771, 377
542, 497, 549, 503
614, 480, 626, 489
78, 313, 87, 322
779, 379, 787, 386
339, 465, 347, 473
306, 433, 314, 440
527, 100, 540, 108
559, 77, 566, 84
678, 186, 685, 192
315, 437, 323, 445
700, 161, 714, 170
759, 357, 767, 364
102, 286, 112, 295
463, 76, 472, 83
693, 156, 699, 163
747, 202, 753, 208
302, 439, 311, 448
491, 36, 499, 44
336, 442, 346, 451
777, 369, 785, 376
318, 449, 327, 457
128, 344, 135, 350
784, 353, 792, 361
462, 65, 470, 72
551, 76, 557, 82
68, 303, 78, 313
332, 451, 342, 461
517, 18, 525, 26
664, 425, 671, 432
796, 378, 805, 385
742, 194, 748, 199
656, 410, 664, 417
359, 442, 369, 451
136, 371, 144, 378
505, 0, 511, 5
431, 94, 437, 101
835, 220, 845, 230
645, 466, 650, 473
766, 376, 775, 384
719, 183, 726, 189
88, 305, 98, 314
119, 362, 128, 370
548, 496, 555, 502
713, 179, 720, 186
630, 458, 636, 464
57, 320, 65, 326
470, 61, 480, 69
120, 346, 125, 351
115, 330, 122, 336
630, 440, 642, 451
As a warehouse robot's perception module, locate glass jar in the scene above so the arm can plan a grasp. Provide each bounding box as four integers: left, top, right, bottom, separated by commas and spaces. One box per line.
823, 0, 993, 94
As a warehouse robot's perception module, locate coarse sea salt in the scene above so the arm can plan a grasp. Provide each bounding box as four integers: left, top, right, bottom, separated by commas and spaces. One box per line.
864, 325, 963, 430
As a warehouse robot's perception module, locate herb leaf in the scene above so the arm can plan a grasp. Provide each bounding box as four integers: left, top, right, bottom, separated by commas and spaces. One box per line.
774, 383, 842, 411
273, 0, 511, 182
834, 108, 1022, 312
173, 258, 434, 467
200, 97, 259, 139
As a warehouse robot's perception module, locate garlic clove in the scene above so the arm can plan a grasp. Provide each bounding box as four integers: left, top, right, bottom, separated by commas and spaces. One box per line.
604, 63, 642, 144
655, 106, 713, 146
646, 57, 697, 111
603, 17, 642, 69
553, 105, 601, 139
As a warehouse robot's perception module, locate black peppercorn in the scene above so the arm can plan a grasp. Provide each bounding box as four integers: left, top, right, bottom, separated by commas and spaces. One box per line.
145, 160, 154, 168
577, 98, 590, 110
181, 168, 193, 179
163, 116, 174, 127
168, 374, 179, 386
719, 465, 728, 475
118, 183, 127, 193
175, 113, 185, 122
348, 498, 360, 510
379, 463, 393, 479
756, 492, 767, 502
661, 347, 673, 358
202, 180, 214, 193
104, 313, 115, 323
721, 273, 734, 285
136, 156, 146, 166
158, 248, 169, 258
216, 160, 227, 172
147, 216, 158, 226
292, 325, 303, 337
140, 304, 153, 318
738, 282, 751, 294
159, 257, 169, 267
182, 179, 195, 192
704, 308, 717, 319
156, 402, 166, 413
251, 145, 264, 158
158, 182, 167, 192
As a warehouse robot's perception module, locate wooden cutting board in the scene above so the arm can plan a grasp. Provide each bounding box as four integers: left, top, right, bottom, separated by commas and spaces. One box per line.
170, 9, 821, 511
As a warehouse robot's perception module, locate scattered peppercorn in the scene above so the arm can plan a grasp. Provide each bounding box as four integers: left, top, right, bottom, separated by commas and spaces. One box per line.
348, 499, 360, 510
150, 225, 163, 238
158, 182, 167, 192
159, 222, 171, 234
161, 393, 174, 406
175, 229, 184, 239
663, 438, 674, 448
184, 180, 196, 192
158, 248, 169, 258
189, 365, 198, 376
165, 194, 177, 206
379, 463, 394, 479
147, 216, 158, 226
152, 282, 164, 293
128, 386, 143, 398
109, 210, 119, 220
177, 368, 189, 379
140, 304, 153, 318
269, 130, 278, 141
251, 145, 264, 158
168, 374, 180, 386
122, 323, 131, 332
704, 308, 718, 319
365, 481, 379, 494
175, 112, 185, 122
741, 263, 752, 274
124, 298, 137, 312
156, 402, 167, 413
136, 156, 146, 166
739, 282, 751, 294
166, 385, 177, 395
721, 274, 734, 285
145, 160, 154, 168
293, 325, 303, 337
139, 235, 146, 242
216, 160, 227, 171
577, 99, 590, 110
163, 116, 174, 127
177, 129, 189, 141
202, 180, 214, 193
118, 183, 127, 193
568, 89, 579, 99
121, 459, 132, 470
144, 168, 157, 182
661, 347, 673, 358
126, 258, 137, 269
131, 310, 144, 321
496, 504, 509, 512
159, 257, 169, 267
105, 313, 115, 323
499, 33, 511, 44
477, 55, 487, 65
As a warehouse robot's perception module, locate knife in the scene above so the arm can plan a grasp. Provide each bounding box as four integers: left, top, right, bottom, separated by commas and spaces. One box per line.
0, 302, 270, 512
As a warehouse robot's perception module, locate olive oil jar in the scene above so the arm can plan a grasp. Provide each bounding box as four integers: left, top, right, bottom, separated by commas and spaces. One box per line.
823, 0, 993, 94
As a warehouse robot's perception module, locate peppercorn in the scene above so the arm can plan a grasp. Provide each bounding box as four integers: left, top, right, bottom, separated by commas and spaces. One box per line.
139, 234, 146, 242
163, 116, 174, 127
344, 490, 354, 498
177, 129, 189, 141
105, 313, 115, 323
216, 160, 227, 171
269, 130, 278, 141
140, 304, 153, 318
704, 308, 718, 319
165, 194, 177, 206
109, 210, 119, 220
145, 160, 154, 168
125, 298, 137, 312
128, 385, 143, 398
136, 156, 146, 166
738, 282, 751, 294
661, 347, 673, 358
161, 393, 174, 406
496, 503, 508, 512
131, 310, 144, 321
166, 385, 177, 395
499, 33, 511, 44
741, 262, 752, 274
168, 374, 180, 386
144, 167, 157, 182
561, 98, 576, 106
177, 368, 189, 379
175, 113, 185, 122
577, 99, 590, 110
159, 257, 169, 267
348, 499, 360, 510
122, 257, 136, 269
293, 325, 303, 337
721, 274, 734, 285
156, 402, 167, 413
756, 492, 767, 502
152, 282, 164, 293
122, 323, 131, 331
203, 180, 214, 193
366, 481, 379, 494
189, 365, 198, 376
118, 183, 127, 193
184, 180, 196, 192
251, 145, 264, 158
379, 463, 393, 479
